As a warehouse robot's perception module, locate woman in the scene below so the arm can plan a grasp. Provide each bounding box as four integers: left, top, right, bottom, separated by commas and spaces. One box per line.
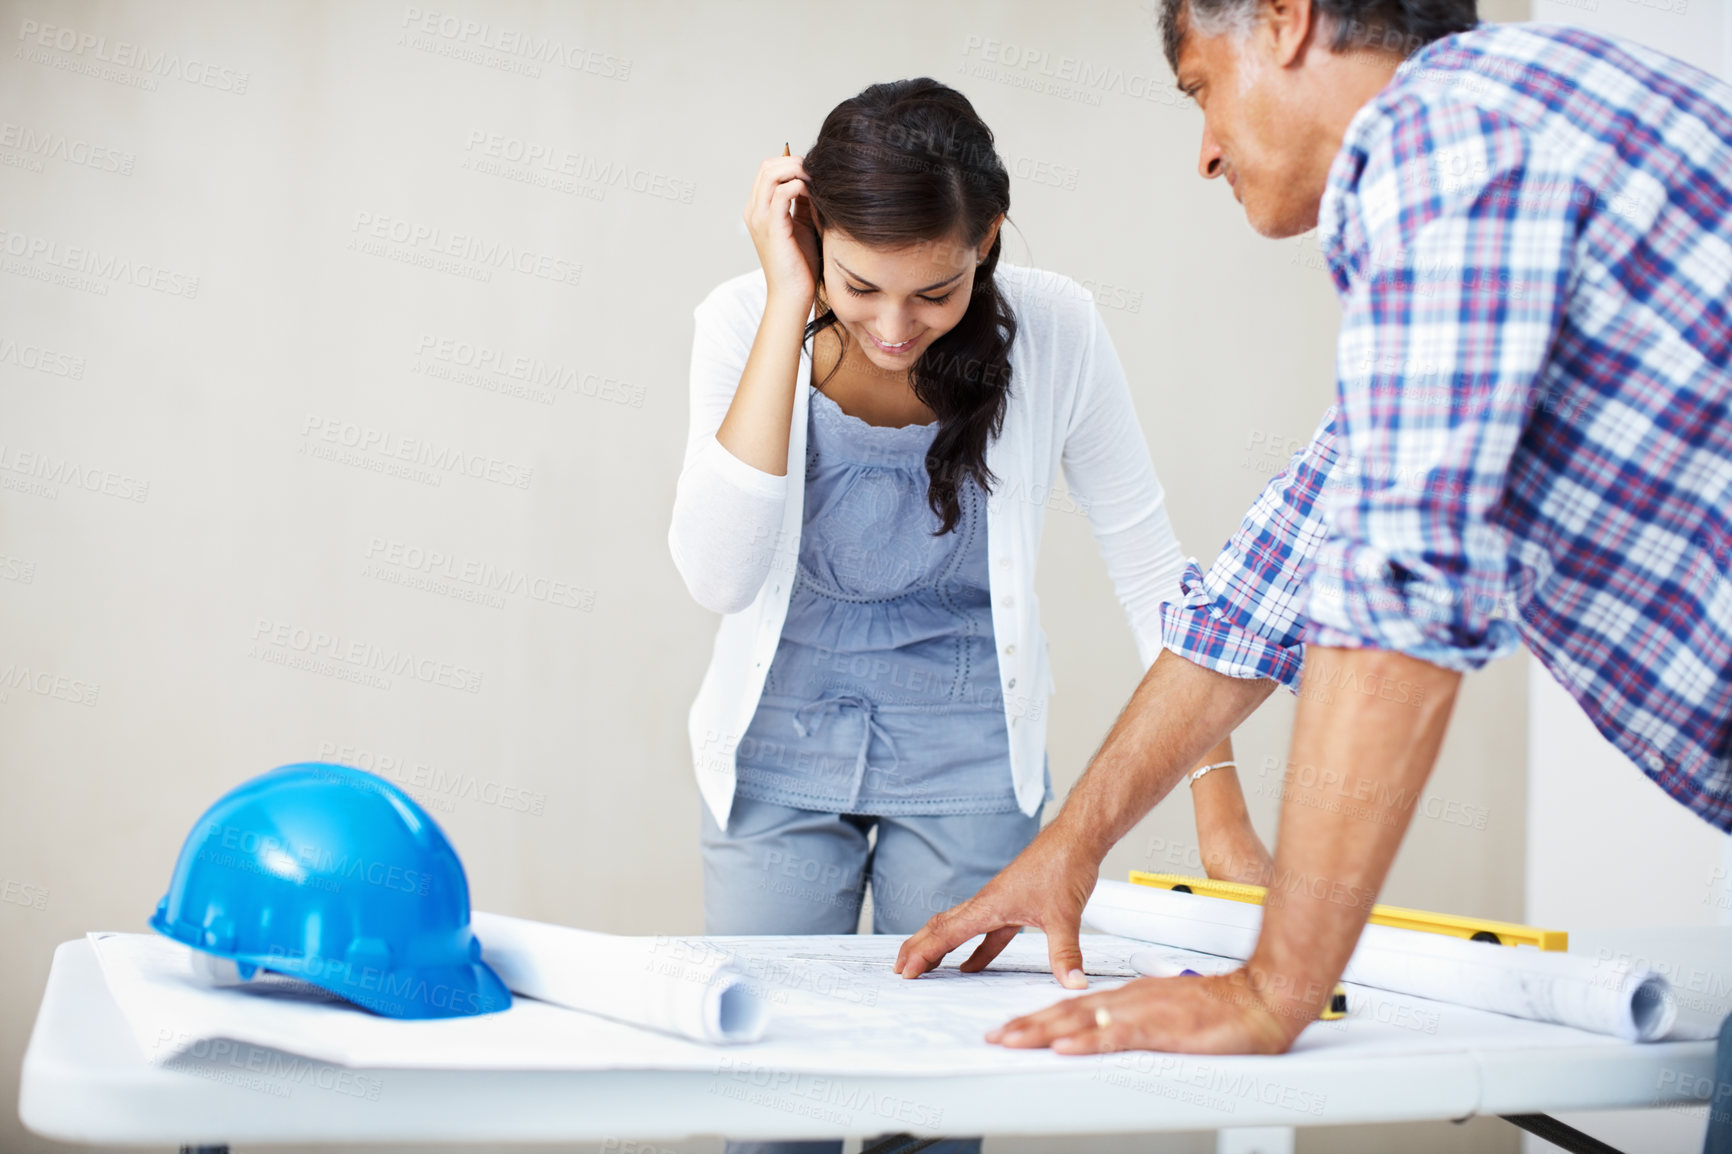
669, 80, 1268, 1146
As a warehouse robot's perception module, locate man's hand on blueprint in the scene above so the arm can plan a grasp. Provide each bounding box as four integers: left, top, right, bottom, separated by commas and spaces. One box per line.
967, 647, 1463, 1056
984, 970, 1293, 1055
894, 819, 1100, 990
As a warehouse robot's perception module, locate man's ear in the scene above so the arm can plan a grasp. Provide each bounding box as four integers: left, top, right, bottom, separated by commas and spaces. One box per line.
1262, 0, 1318, 69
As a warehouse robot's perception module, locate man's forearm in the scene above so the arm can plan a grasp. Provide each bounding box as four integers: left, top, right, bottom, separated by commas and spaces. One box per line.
1246, 646, 1462, 1036
1050, 650, 1279, 861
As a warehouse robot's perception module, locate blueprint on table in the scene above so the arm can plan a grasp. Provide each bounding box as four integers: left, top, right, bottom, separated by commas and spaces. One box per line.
90, 928, 1644, 1075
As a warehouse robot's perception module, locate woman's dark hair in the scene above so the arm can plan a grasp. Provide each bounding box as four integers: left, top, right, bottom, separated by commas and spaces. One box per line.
802, 78, 1015, 536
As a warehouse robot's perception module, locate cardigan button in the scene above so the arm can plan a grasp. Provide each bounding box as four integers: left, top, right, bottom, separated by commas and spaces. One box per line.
1008, 679, 1017, 689
1003, 644, 1015, 656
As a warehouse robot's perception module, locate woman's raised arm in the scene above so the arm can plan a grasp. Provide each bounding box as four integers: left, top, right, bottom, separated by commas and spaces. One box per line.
668, 154, 821, 614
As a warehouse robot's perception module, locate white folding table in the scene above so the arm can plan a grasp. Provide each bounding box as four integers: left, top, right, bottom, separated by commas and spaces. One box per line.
19, 929, 1727, 1153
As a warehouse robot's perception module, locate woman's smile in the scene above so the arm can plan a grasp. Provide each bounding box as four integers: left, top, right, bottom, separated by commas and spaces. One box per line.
865, 330, 921, 356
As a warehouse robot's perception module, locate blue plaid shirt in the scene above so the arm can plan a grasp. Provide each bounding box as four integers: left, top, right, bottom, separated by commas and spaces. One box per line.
1159, 23, 1732, 831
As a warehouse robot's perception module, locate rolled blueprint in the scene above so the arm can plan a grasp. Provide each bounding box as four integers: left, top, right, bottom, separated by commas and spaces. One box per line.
1082, 880, 1696, 1042
471, 911, 769, 1044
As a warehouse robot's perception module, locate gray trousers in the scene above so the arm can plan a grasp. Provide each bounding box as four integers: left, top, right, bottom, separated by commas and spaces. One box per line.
702, 795, 1042, 1154
1708, 1012, 1732, 1153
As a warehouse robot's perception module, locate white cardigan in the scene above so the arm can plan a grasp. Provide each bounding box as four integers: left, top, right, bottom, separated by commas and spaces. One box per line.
670, 264, 1187, 826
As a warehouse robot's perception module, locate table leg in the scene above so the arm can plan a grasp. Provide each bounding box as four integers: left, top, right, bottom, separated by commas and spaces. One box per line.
1216, 1126, 1294, 1154
1501, 1114, 1628, 1154
857, 1137, 941, 1154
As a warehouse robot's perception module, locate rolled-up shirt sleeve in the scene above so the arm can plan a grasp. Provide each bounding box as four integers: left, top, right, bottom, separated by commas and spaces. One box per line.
1304, 98, 1578, 671
1159, 407, 1344, 693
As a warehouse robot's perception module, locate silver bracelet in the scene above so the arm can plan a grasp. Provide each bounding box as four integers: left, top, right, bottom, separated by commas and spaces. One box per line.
1189, 760, 1236, 785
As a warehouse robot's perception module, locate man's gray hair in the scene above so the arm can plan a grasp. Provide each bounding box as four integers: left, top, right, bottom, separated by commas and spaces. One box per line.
1158, 0, 1478, 72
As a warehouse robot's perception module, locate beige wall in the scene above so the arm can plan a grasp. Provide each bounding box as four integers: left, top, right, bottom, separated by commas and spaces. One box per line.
1, 2, 1528, 1151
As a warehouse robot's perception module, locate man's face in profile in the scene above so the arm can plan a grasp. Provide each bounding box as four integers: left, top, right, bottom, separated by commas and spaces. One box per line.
1175, 11, 1336, 239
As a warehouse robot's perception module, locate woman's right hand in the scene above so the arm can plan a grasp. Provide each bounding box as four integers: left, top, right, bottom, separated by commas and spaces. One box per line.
743, 153, 821, 315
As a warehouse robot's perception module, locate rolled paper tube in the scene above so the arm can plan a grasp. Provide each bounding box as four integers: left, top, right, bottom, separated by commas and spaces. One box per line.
472, 911, 769, 1044
1083, 881, 1694, 1042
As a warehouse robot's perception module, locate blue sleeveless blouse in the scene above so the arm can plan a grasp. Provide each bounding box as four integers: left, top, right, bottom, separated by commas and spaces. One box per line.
733, 387, 1019, 815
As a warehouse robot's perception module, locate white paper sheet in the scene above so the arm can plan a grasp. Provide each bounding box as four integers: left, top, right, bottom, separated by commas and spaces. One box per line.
90, 929, 1135, 1074
471, 911, 768, 1044
1083, 880, 1710, 1042
90, 927, 1656, 1077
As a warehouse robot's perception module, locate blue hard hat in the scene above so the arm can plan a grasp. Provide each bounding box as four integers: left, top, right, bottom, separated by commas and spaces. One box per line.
151, 762, 511, 1019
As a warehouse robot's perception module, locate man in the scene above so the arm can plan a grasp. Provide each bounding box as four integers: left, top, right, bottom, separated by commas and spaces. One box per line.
894, 0, 1732, 1117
